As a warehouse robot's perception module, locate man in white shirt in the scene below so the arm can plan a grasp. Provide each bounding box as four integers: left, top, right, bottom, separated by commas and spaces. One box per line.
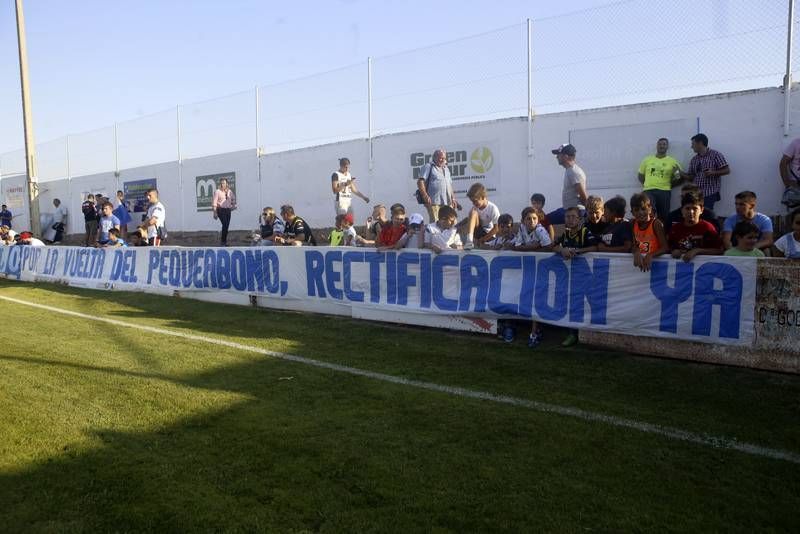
331, 157, 369, 217
144, 188, 166, 246
49, 198, 67, 244
546, 144, 588, 225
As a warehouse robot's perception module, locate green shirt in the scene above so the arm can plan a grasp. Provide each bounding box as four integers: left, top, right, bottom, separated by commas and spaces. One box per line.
724, 247, 765, 257
639, 155, 682, 191
329, 228, 344, 246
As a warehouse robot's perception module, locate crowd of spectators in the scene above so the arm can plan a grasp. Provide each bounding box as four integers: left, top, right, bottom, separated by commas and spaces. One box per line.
3, 133, 800, 344
247, 135, 800, 347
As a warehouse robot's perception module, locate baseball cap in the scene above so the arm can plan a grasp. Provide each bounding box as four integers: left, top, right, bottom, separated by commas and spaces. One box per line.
409, 213, 424, 225
19, 231, 32, 240
343, 213, 354, 224
551, 143, 576, 156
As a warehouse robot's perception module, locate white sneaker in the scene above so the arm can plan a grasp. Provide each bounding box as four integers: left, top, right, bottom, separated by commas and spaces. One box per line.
464, 241, 474, 250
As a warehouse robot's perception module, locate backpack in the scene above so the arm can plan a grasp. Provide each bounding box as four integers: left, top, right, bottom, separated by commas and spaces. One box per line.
414, 163, 435, 205
782, 186, 800, 209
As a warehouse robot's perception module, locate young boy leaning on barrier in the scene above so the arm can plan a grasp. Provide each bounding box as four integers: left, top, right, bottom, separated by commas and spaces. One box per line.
377, 204, 407, 248
596, 196, 632, 253
104, 227, 127, 247
548, 206, 598, 348
480, 214, 515, 250
553, 206, 597, 259
667, 190, 723, 262
342, 213, 370, 247
630, 193, 668, 272
774, 208, 800, 258
724, 221, 765, 257
390, 213, 426, 250
584, 195, 607, 238
513, 207, 552, 252
329, 214, 346, 246
423, 205, 462, 254
462, 183, 500, 250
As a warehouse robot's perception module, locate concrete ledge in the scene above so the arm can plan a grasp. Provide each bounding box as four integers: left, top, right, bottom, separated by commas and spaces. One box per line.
582, 258, 800, 375
579, 330, 799, 374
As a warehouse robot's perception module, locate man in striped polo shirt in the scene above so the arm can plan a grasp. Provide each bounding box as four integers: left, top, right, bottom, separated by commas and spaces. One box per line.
680, 133, 730, 210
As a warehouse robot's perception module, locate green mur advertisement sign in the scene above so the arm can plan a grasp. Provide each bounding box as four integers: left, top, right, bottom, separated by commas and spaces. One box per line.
195, 172, 236, 212
409, 143, 499, 195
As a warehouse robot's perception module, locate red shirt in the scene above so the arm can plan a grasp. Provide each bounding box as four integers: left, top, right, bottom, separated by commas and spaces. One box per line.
379, 224, 407, 246
668, 220, 721, 251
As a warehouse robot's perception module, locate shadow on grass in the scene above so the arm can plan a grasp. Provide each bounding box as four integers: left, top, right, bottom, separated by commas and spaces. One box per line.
2, 282, 800, 531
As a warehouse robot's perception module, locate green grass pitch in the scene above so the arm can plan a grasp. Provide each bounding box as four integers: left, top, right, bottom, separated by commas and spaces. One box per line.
0, 279, 798, 532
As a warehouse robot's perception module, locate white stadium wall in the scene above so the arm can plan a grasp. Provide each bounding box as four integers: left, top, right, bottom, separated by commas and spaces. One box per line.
2, 86, 793, 233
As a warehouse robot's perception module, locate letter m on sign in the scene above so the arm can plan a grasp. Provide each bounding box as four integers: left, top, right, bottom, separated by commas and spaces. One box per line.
195, 178, 217, 212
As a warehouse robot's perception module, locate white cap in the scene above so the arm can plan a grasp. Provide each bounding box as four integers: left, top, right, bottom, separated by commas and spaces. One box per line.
409, 213, 424, 225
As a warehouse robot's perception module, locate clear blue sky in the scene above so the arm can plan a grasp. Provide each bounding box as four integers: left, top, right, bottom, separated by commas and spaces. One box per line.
0, 0, 617, 154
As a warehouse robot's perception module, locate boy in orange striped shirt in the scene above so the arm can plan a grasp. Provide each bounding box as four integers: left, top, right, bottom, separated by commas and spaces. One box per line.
630, 193, 668, 272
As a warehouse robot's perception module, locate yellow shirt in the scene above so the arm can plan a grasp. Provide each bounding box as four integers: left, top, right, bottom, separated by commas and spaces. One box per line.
639, 155, 682, 191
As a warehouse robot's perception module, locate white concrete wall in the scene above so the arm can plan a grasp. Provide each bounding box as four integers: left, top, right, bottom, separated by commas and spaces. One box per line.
2, 86, 793, 234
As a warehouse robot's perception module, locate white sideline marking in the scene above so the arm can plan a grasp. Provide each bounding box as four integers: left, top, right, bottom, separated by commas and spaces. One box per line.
2, 293, 799, 465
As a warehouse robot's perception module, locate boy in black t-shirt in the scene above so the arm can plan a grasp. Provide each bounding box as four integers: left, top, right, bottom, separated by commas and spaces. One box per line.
597, 196, 632, 253
553, 206, 597, 259
584, 195, 607, 237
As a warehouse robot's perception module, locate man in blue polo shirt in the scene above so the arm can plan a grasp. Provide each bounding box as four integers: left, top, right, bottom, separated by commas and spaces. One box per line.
721, 190, 773, 252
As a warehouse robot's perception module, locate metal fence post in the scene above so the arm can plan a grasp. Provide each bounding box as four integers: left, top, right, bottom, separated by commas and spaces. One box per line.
114, 122, 120, 177
527, 18, 533, 157
66, 135, 72, 230
256, 85, 263, 212
526, 19, 534, 202
64, 135, 71, 181
368, 57, 374, 171
784, 0, 795, 136
177, 105, 184, 232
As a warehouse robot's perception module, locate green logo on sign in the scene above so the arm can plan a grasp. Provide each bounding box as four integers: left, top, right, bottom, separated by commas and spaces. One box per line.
470, 147, 494, 174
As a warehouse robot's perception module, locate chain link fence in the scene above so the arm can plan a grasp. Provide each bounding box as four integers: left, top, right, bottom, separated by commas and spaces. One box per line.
260, 62, 368, 153
533, 0, 788, 113
1, 0, 794, 183
372, 23, 528, 135
117, 108, 178, 170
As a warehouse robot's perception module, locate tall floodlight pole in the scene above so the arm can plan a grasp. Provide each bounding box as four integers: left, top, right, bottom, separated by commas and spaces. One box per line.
15, 0, 41, 234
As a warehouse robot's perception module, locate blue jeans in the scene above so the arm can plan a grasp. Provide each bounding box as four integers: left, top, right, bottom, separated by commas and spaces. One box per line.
704, 192, 721, 211
546, 207, 585, 225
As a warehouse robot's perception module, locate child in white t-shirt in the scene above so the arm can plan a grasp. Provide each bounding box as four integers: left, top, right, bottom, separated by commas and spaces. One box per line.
513, 207, 552, 251
480, 214, 515, 250
392, 213, 425, 249
462, 182, 500, 250
342, 213, 370, 247
424, 206, 462, 253
774, 208, 800, 258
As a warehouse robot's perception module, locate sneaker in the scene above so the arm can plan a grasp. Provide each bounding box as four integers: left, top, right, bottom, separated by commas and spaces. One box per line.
527, 329, 543, 348
502, 326, 515, 343
561, 333, 578, 347
464, 241, 475, 250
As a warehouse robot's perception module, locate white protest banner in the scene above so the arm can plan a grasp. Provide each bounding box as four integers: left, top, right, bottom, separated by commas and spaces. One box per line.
0, 246, 756, 346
